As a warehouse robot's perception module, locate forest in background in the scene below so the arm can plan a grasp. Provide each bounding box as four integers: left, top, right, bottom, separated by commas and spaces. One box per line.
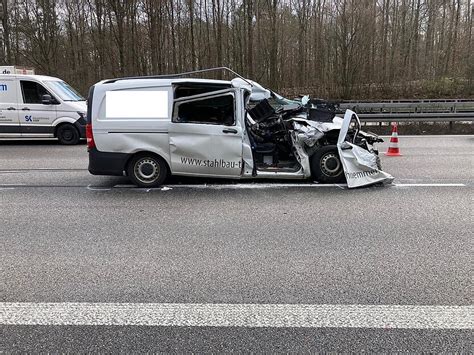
0, 0, 473, 99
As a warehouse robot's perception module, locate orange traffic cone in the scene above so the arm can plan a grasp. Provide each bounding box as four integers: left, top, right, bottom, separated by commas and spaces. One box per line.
385, 123, 402, 156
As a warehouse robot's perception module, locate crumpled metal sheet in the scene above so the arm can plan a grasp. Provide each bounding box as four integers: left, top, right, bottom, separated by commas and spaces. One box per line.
292, 121, 325, 147
338, 142, 394, 188
231, 78, 271, 101
291, 115, 343, 132
337, 110, 394, 188
290, 116, 343, 147
289, 131, 312, 178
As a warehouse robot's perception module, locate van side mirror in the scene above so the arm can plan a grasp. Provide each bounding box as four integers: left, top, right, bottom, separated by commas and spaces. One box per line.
42, 94, 53, 105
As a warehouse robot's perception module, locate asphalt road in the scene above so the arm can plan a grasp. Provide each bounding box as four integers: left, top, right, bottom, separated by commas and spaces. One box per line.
1, 136, 473, 352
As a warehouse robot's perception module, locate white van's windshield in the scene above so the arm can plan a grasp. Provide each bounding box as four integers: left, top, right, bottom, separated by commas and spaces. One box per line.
45, 80, 85, 102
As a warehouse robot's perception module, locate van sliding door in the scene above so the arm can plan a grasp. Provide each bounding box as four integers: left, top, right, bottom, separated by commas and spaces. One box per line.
169, 89, 243, 177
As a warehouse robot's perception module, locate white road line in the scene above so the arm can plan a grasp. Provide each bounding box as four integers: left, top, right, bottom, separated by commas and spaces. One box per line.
379, 134, 474, 138
394, 183, 466, 187
0, 168, 87, 173
171, 183, 346, 189
111, 183, 467, 190
113, 183, 347, 189
0, 303, 472, 329
86, 184, 111, 191
0, 183, 467, 190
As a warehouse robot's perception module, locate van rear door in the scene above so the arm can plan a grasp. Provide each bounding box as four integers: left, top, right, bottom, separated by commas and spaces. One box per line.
169, 89, 243, 177
0, 77, 20, 136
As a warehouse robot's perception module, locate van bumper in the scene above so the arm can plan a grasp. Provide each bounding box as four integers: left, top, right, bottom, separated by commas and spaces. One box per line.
88, 148, 131, 176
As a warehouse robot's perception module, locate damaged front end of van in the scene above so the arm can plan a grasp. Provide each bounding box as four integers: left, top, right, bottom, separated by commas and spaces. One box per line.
240, 79, 394, 188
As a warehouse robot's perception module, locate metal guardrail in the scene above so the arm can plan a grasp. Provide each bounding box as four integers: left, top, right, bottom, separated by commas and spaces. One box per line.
356, 112, 474, 122
338, 100, 474, 122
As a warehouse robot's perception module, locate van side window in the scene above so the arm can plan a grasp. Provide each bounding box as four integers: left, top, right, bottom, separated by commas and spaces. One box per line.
20, 80, 51, 104
174, 84, 231, 99
174, 94, 235, 126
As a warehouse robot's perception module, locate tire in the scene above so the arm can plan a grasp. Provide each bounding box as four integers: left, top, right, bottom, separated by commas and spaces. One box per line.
127, 153, 168, 188
310, 145, 346, 183
57, 124, 80, 145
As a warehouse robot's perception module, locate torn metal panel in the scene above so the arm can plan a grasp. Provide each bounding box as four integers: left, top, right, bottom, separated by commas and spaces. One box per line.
337, 110, 394, 188
242, 113, 255, 176
292, 121, 325, 148
338, 142, 394, 188
290, 115, 343, 147
232, 78, 271, 101
289, 130, 312, 178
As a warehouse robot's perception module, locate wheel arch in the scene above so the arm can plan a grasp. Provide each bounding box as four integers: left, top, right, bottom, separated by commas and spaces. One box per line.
53, 119, 78, 137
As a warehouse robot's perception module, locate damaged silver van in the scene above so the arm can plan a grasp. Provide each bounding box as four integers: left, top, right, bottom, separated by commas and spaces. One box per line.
87, 68, 393, 188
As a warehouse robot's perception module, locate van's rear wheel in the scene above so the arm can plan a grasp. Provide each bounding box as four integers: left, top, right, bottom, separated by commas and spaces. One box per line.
57, 124, 80, 145
127, 154, 168, 188
310, 145, 345, 183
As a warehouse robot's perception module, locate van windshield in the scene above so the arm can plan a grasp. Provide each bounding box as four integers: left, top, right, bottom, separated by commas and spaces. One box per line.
45, 80, 85, 101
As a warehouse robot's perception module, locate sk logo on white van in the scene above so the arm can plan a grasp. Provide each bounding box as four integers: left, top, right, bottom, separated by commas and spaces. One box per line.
25, 115, 32, 122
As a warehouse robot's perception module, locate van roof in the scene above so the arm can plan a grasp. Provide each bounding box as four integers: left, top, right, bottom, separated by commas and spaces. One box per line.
99, 77, 232, 86
0, 74, 63, 81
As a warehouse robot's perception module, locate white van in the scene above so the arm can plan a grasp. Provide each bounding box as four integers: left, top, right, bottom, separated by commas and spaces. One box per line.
0, 67, 87, 144
87, 69, 393, 188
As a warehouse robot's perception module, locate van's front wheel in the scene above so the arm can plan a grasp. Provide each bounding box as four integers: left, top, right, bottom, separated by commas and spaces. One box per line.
127, 154, 168, 188
57, 124, 80, 145
310, 145, 345, 183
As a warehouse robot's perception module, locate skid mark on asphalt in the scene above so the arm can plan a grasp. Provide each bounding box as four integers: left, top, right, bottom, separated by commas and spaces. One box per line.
1, 303, 472, 329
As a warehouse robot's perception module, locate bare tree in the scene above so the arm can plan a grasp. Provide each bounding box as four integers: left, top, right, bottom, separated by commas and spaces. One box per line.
3, 0, 472, 98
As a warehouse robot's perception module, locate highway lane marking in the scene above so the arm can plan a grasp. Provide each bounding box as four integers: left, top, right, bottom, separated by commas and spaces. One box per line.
166, 183, 347, 189
379, 134, 474, 138
112, 183, 467, 189
113, 183, 349, 189
0, 303, 472, 329
0, 183, 467, 190
86, 184, 111, 191
393, 183, 466, 187
0, 168, 87, 173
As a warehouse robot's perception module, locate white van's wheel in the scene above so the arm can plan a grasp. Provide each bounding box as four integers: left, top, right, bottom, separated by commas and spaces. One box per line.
310, 145, 345, 183
57, 124, 80, 145
127, 154, 168, 188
